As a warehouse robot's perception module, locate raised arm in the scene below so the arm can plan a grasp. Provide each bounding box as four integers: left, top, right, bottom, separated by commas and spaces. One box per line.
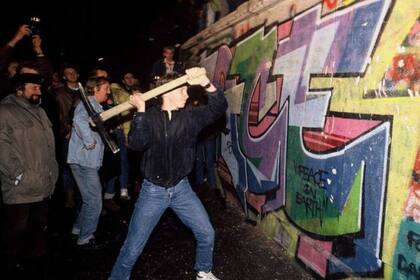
185, 67, 228, 129
127, 94, 151, 151
0, 25, 30, 71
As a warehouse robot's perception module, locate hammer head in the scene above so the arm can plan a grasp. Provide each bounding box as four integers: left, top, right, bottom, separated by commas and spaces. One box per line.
78, 82, 120, 154
91, 113, 120, 154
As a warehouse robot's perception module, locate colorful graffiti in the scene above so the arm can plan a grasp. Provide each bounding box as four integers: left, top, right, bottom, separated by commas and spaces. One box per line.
393, 151, 420, 279
322, 0, 358, 14
365, 18, 420, 98
185, 0, 419, 278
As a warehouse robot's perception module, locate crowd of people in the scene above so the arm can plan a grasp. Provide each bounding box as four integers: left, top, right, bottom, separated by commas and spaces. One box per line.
0, 25, 227, 280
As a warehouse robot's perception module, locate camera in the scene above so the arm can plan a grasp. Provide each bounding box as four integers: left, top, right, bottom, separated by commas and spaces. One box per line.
28, 17, 41, 36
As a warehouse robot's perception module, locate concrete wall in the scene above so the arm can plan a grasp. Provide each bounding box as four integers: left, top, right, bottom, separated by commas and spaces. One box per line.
181, 0, 419, 278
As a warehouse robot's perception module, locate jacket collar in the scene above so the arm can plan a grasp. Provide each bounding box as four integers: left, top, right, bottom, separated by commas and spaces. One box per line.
2, 94, 40, 110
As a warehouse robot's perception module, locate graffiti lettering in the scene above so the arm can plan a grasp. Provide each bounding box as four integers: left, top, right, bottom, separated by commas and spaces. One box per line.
407, 230, 420, 252
295, 189, 329, 220
294, 161, 329, 189
397, 254, 420, 279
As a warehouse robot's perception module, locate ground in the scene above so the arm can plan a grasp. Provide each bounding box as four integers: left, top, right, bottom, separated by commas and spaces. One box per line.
11, 185, 316, 280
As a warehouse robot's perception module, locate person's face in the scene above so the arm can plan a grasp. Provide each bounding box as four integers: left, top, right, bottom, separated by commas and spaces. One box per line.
163, 49, 174, 60
52, 72, 61, 85
63, 68, 79, 83
123, 73, 136, 87
7, 62, 18, 78
94, 82, 111, 103
22, 83, 42, 105
163, 86, 188, 109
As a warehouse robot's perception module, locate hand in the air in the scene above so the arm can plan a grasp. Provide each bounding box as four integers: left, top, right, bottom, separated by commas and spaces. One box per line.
32, 35, 43, 55
8, 25, 30, 47
186, 67, 210, 87
130, 94, 145, 112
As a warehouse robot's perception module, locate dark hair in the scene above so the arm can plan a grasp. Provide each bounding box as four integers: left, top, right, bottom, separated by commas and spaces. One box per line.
120, 70, 135, 80
163, 46, 175, 53
85, 76, 109, 96
60, 63, 79, 78
89, 66, 109, 78
17, 60, 40, 74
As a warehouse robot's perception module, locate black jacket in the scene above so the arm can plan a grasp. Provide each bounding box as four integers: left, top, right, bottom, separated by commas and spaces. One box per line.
150, 59, 184, 79
128, 88, 227, 187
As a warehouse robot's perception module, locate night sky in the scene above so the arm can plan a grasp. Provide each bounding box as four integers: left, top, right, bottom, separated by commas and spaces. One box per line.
0, 0, 201, 84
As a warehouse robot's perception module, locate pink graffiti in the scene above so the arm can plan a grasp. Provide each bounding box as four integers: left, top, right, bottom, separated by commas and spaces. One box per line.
303, 116, 382, 152
247, 68, 283, 138
297, 235, 333, 278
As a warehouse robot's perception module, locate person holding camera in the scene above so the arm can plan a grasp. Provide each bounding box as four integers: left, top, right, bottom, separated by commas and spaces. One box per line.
0, 25, 30, 71
0, 23, 53, 100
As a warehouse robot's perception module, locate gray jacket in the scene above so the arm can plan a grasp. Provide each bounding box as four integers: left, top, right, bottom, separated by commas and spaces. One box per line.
0, 94, 58, 204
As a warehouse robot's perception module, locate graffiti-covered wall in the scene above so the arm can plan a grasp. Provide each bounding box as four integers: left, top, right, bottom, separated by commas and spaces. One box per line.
182, 0, 419, 278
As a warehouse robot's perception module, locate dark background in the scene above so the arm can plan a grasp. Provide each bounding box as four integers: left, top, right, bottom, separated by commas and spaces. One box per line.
0, 0, 202, 84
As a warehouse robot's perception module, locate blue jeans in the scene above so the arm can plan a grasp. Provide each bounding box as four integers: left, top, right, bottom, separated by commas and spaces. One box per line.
109, 178, 215, 279
70, 164, 103, 243
104, 129, 129, 196
117, 129, 129, 190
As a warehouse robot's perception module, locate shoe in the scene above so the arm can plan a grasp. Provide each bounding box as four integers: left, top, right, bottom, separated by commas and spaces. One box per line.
104, 199, 120, 212
196, 271, 220, 280
77, 238, 104, 250
120, 189, 131, 200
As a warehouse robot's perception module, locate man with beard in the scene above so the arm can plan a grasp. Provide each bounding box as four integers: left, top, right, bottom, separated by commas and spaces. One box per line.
0, 69, 58, 277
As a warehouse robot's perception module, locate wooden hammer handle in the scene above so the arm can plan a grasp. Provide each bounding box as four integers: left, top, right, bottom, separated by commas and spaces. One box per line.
100, 70, 204, 121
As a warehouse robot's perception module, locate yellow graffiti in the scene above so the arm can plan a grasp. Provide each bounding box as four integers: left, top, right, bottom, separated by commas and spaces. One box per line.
311, 1, 419, 277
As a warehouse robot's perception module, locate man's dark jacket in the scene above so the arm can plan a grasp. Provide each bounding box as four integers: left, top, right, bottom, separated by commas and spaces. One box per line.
128, 88, 227, 187
150, 59, 184, 79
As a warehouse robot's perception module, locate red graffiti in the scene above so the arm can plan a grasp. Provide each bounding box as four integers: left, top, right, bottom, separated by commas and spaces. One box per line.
324, 0, 338, 10
247, 74, 283, 138
387, 54, 419, 84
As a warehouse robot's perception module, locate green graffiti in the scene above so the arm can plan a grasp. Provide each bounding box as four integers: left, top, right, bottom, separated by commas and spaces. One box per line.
229, 28, 277, 90
393, 219, 420, 280
286, 127, 362, 236
229, 28, 277, 150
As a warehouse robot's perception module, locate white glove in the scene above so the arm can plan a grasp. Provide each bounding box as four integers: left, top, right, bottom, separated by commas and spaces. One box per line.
186, 67, 210, 87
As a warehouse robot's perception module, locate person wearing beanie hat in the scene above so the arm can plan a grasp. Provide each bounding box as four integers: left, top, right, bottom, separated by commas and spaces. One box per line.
0, 65, 58, 276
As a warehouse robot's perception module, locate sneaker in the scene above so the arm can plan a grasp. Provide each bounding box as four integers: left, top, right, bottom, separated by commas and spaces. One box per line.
196, 271, 220, 280
77, 238, 104, 250
120, 189, 131, 200
104, 199, 120, 212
